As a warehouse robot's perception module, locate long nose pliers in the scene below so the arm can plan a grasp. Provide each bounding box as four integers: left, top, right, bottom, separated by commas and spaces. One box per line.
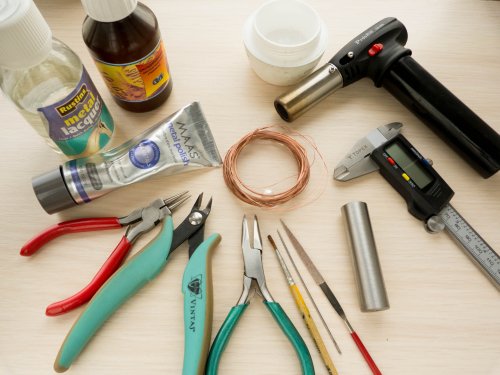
205, 215, 315, 375
21, 191, 190, 316
51, 193, 220, 375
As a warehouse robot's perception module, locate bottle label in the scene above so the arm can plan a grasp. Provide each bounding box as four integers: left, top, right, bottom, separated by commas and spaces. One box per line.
94, 40, 170, 102
37, 67, 114, 157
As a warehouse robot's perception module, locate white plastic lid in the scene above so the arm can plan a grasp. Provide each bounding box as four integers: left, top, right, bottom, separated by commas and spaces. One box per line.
81, 0, 138, 22
0, 0, 52, 69
243, 0, 327, 67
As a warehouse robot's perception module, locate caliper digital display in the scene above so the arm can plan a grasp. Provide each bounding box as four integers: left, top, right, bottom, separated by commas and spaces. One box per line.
385, 141, 433, 189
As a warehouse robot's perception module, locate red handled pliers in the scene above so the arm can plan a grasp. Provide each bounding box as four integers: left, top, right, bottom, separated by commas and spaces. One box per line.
20, 191, 189, 316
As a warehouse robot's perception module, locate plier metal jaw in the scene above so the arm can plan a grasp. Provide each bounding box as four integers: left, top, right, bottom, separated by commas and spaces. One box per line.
333, 122, 402, 181
170, 192, 213, 255
122, 192, 190, 243
238, 215, 274, 304
205, 215, 314, 375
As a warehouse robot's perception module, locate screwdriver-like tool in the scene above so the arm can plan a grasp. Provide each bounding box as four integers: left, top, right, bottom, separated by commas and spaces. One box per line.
280, 220, 382, 375
268, 235, 339, 375
277, 231, 343, 355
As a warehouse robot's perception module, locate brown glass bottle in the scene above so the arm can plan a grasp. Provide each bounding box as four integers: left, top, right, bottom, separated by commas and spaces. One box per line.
82, 1, 172, 112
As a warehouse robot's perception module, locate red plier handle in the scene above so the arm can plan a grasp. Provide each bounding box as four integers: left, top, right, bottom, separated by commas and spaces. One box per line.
46, 236, 132, 316
20, 218, 133, 316
20, 218, 122, 256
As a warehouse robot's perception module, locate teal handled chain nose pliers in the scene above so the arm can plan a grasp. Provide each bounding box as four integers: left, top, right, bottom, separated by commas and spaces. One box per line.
54, 192, 221, 375
205, 215, 315, 375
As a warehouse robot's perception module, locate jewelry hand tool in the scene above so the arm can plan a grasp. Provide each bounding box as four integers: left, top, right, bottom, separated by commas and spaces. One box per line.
280, 221, 382, 375
277, 231, 343, 355
205, 215, 314, 375
21, 192, 189, 316
53, 193, 221, 375
334, 123, 500, 291
268, 235, 339, 375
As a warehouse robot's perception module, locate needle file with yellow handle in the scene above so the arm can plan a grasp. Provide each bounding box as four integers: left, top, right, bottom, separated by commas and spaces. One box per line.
268, 234, 339, 375
280, 219, 383, 375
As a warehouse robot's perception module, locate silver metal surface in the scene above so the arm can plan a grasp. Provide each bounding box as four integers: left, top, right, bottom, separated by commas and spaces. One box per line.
342, 318, 354, 334
238, 215, 274, 304
268, 235, 295, 286
280, 220, 325, 285
377, 122, 403, 141
122, 192, 190, 242
277, 231, 342, 355
439, 204, 500, 290
188, 212, 203, 225
334, 122, 403, 181
237, 275, 255, 306
425, 215, 445, 234
31, 167, 77, 214
341, 201, 390, 312
164, 191, 191, 212
274, 63, 343, 122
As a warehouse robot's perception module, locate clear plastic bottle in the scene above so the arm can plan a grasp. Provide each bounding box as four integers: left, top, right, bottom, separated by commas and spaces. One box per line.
0, 0, 114, 158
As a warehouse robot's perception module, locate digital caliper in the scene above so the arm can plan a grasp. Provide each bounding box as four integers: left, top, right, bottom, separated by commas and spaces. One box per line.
334, 123, 500, 290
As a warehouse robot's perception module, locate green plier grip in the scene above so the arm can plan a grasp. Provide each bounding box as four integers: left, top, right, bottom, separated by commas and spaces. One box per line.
182, 233, 221, 375
54, 216, 175, 373
205, 301, 315, 375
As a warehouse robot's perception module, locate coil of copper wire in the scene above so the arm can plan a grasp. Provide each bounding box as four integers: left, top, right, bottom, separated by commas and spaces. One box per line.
223, 126, 326, 208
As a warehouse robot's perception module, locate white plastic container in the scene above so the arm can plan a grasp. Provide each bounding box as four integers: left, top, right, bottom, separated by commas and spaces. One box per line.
243, 0, 328, 86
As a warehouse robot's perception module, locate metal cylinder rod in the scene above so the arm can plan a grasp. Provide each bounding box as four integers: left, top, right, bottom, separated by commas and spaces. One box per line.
341, 201, 390, 312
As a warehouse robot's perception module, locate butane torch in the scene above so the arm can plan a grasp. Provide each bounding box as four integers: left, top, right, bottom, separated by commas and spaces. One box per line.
274, 17, 500, 178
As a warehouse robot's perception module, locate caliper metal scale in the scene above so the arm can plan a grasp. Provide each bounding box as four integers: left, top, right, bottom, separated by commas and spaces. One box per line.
334, 123, 500, 291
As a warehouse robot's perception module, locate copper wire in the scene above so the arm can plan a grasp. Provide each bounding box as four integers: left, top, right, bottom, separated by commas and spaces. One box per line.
223, 126, 325, 208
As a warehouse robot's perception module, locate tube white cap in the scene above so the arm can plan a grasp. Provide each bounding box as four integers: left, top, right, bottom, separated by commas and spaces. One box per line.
0, 0, 52, 69
81, 0, 138, 22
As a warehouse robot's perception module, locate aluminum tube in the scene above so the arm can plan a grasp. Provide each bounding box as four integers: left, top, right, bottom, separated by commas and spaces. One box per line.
341, 201, 389, 312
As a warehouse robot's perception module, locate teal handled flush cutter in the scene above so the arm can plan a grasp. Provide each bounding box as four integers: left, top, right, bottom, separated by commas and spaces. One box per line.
54, 192, 221, 375
205, 215, 315, 375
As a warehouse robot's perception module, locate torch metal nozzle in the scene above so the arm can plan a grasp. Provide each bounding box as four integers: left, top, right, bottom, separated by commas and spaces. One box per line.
274, 63, 343, 122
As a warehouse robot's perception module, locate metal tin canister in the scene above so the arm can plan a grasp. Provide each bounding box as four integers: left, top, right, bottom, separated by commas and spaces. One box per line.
341, 201, 390, 312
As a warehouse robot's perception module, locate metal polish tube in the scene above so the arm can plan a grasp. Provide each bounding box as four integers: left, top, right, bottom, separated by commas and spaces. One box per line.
32, 102, 222, 214
274, 63, 343, 122
341, 201, 389, 312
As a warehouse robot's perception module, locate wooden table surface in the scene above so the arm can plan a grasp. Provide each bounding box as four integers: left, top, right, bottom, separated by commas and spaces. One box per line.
1, 1, 499, 374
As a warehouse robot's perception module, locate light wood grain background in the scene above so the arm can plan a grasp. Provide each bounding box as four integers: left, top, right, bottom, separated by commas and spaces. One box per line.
1, 1, 499, 374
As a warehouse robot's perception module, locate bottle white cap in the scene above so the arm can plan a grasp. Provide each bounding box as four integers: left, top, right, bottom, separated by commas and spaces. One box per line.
81, 0, 138, 22
0, 0, 52, 69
